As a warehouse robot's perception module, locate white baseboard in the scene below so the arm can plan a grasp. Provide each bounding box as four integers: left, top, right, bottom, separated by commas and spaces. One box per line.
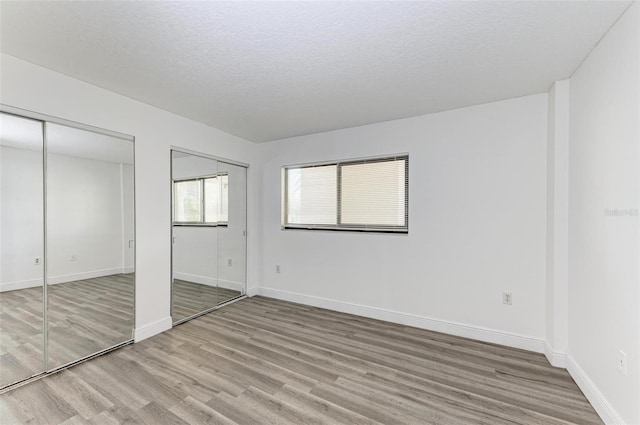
0, 267, 128, 292
122, 267, 135, 274
566, 355, 624, 425
134, 316, 172, 342
246, 286, 259, 297
544, 341, 567, 368
256, 287, 546, 354
173, 272, 244, 292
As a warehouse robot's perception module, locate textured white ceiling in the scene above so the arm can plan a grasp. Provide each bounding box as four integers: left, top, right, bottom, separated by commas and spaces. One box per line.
0, 1, 631, 142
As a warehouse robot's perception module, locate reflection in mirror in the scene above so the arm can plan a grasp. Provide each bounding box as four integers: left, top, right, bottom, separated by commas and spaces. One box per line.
0, 112, 45, 387
45, 122, 134, 370
171, 151, 219, 322
217, 161, 247, 305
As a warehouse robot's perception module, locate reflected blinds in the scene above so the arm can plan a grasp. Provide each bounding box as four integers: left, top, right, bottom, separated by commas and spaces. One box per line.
174, 174, 228, 225
175, 180, 202, 223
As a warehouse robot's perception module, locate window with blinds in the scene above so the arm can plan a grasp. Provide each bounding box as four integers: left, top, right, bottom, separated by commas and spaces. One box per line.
174, 174, 228, 225
282, 155, 408, 232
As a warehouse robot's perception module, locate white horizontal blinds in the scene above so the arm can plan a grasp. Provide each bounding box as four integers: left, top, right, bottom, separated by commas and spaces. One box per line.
283, 155, 408, 232
175, 180, 201, 222
219, 174, 229, 223
340, 158, 407, 227
204, 177, 219, 224
286, 165, 337, 225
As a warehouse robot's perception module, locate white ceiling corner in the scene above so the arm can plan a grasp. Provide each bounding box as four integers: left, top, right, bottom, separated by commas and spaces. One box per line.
0, 1, 632, 142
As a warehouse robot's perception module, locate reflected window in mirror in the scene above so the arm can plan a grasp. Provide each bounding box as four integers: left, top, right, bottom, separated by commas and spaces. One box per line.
174, 173, 228, 225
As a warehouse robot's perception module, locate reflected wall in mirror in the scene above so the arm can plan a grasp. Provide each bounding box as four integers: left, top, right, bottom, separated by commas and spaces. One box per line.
0, 112, 45, 387
45, 122, 135, 370
217, 161, 247, 305
172, 151, 219, 322
171, 150, 247, 323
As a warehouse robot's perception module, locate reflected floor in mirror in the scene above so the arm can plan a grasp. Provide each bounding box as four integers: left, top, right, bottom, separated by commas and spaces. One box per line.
47, 274, 134, 369
0, 273, 134, 386
172, 279, 242, 323
0, 287, 43, 387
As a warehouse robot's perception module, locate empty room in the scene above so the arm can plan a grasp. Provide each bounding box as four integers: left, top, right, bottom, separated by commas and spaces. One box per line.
0, 1, 638, 424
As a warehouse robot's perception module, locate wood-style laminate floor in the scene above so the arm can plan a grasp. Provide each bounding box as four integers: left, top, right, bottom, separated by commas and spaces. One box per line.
1, 296, 602, 425
172, 280, 242, 323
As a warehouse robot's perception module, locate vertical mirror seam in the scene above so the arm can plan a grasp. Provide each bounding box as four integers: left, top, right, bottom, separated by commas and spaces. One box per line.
43, 119, 49, 373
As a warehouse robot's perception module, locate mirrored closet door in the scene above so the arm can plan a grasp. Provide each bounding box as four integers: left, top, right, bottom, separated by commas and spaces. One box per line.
0, 112, 45, 387
45, 122, 135, 370
0, 110, 135, 389
171, 150, 247, 324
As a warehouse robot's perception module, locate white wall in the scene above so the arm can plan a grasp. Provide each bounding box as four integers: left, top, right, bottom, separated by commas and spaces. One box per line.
568, 2, 640, 423
260, 93, 548, 348
0, 146, 133, 290
0, 53, 261, 341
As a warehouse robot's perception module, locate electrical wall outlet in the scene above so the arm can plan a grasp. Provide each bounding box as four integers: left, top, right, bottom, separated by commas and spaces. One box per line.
503, 292, 512, 305
618, 350, 627, 375
70, 254, 77, 262
276, 265, 281, 273
128, 240, 134, 248
228, 258, 232, 267
34, 258, 41, 265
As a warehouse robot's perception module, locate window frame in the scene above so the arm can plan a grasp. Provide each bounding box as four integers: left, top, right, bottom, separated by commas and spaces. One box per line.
282, 154, 409, 233
172, 173, 229, 227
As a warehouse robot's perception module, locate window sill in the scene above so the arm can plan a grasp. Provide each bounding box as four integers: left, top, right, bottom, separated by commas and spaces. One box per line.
173, 223, 228, 227
282, 225, 407, 234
